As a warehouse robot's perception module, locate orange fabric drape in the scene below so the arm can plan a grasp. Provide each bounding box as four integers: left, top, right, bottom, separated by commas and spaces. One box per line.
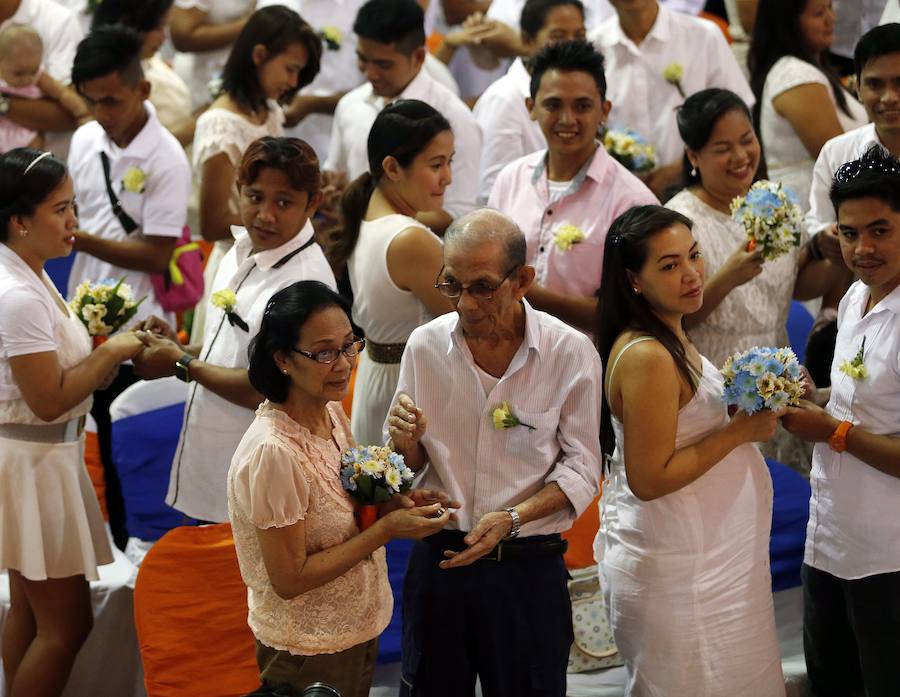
84, 429, 108, 521
134, 524, 259, 697
563, 495, 601, 570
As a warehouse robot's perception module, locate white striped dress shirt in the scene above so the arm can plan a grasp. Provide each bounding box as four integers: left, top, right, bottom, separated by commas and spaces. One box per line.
388, 301, 603, 535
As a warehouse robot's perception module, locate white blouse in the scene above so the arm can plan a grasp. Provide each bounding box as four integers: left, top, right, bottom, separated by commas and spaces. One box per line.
760, 56, 868, 211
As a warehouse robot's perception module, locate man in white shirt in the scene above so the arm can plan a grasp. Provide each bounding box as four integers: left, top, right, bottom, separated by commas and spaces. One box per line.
807, 24, 900, 237
325, 0, 481, 231
67, 25, 191, 547
784, 146, 900, 697
387, 208, 603, 697
474, 0, 587, 203
0, 0, 84, 136
591, 0, 753, 196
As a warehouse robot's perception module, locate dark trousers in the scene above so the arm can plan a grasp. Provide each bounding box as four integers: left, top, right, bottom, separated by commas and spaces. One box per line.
90, 364, 138, 550
803, 564, 900, 697
400, 531, 572, 697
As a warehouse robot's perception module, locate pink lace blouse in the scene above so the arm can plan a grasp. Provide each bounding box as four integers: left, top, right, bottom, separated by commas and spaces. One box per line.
227, 401, 392, 655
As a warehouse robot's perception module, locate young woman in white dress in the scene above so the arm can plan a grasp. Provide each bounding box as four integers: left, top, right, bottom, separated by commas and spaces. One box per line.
0, 149, 143, 697
326, 99, 452, 445
191, 5, 322, 341
594, 204, 785, 697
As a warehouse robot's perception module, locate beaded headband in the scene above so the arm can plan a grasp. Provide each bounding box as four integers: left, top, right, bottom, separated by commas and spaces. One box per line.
833, 144, 900, 184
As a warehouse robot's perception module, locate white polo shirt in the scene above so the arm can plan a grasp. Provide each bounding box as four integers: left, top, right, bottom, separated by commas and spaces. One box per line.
591, 5, 754, 168
474, 57, 545, 205
805, 281, 900, 580
324, 66, 482, 218
166, 222, 336, 523
67, 102, 191, 328
806, 123, 882, 235
0, 0, 83, 83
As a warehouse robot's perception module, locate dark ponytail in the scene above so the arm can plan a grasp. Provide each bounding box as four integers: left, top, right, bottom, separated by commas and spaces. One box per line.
324, 99, 451, 276
595, 205, 699, 460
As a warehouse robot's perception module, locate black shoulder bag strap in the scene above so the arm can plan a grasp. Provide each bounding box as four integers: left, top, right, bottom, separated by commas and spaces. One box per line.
99, 151, 139, 234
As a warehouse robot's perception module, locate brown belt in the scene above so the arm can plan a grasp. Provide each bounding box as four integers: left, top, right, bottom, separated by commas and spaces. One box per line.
0, 415, 87, 443
366, 340, 406, 364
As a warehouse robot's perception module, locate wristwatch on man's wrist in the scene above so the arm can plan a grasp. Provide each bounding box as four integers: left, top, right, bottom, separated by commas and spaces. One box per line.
828, 420, 853, 453
503, 507, 521, 540
175, 353, 194, 383
0, 93, 10, 116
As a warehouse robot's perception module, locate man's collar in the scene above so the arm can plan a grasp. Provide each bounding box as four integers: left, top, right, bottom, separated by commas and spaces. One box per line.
366, 64, 428, 109
101, 101, 159, 160
530, 143, 603, 194
610, 3, 669, 47
230, 220, 316, 272
446, 299, 542, 359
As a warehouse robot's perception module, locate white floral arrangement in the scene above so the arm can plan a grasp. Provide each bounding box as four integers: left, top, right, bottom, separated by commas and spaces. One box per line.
662, 62, 685, 97
340, 445, 414, 505
730, 180, 803, 261
721, 346, 804, 414
69, 277, 144, 338
602, 127, 656, 173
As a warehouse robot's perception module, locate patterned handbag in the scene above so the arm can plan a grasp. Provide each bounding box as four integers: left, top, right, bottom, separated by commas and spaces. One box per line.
567, 566, 624, 673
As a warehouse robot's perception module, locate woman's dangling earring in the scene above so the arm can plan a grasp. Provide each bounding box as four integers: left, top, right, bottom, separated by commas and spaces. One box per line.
690, 167, 697, 177
19, 228, 27, 237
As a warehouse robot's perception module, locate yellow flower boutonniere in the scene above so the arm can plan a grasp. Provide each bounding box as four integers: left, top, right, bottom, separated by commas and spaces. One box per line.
211, 288, 249, 331
553, 224, 585, 252
662, 62, 686, 98
492, 401, 535, 431
319, 25, 343, 51
122, 166, 147, 194
839, 336, 868, 380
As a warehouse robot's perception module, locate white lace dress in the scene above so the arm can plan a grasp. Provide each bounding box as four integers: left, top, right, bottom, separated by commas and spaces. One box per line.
760, 56, 868, 211
0, 253, 112, 581
347, 214, 438, 445
597, 338, 785, 697
190, 103, 284, 340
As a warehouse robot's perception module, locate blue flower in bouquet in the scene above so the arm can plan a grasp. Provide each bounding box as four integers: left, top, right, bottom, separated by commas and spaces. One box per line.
340, 445, 414, 505
730, 181, 803, 261
721, 346, 805, 414
340, 465, 358, 491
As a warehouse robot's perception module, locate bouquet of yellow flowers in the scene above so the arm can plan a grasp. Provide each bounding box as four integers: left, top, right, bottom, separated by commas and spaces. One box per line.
602, 127, 657, 173
69, 277, 144, 343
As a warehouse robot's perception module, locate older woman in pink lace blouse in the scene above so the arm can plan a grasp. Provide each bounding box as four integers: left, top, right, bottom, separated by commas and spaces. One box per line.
227, 280, 452, 697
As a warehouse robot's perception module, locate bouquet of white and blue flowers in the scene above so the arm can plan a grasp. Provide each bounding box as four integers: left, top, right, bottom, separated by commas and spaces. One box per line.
602, 127, 656, 173
721, 346, 805, 414
341, 445, 415, 530
730, 181, 802, 261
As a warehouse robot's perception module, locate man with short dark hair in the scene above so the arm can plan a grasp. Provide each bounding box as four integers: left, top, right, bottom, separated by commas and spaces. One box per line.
388, 208, 603, 697
67, 24, 191, 547
488, 39, 657, 332
783, 145, 900, 697
324, 0, 481, 230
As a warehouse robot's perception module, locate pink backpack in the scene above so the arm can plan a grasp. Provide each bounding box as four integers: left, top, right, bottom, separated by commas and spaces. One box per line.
151, 226, 205, 312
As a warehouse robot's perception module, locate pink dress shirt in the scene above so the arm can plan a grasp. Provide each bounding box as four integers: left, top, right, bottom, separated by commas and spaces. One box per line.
488, 145, 657, 300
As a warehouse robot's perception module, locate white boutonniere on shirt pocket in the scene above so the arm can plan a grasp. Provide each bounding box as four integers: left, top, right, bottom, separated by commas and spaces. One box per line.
492, 401, 536, 432
839, 336, 868, 380
211, 288, 249, 332
553, 224, 586, 252
121, 166, 147, 194
662, 62, 686, 98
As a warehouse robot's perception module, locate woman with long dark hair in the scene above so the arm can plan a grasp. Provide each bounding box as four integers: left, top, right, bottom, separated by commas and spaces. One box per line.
748, 0, 867, 209
0, 149, 143, 696
326, 99, 452, 446
594, 205, 785, 697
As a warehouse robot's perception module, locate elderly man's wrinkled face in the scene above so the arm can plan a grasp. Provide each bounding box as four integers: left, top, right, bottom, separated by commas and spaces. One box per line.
441, 240, 529, 338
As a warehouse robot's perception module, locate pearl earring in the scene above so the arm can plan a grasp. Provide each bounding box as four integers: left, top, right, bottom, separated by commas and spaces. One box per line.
691, 167, 697, 177
19, 228, 27, 237
282, 370, 289, 375
632, 287, 640, 294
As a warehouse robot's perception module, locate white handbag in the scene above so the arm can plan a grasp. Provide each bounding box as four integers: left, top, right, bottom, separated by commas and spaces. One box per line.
567, 566, 624, 673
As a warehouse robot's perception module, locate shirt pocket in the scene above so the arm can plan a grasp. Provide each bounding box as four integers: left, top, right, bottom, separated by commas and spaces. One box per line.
505, 407, 562, 466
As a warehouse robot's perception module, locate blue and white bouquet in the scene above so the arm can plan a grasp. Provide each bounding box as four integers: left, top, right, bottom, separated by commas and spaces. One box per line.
602, 127, 656, 173
730, 181, 802, 261
721, 346, 805, 414
340, 445, 414, 505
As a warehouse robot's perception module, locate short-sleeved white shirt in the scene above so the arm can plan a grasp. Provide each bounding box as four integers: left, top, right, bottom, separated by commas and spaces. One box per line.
325, 66, 482, 218
0, 0, 84, 83
805, 281, 900, 579
474, 57, 545, 205
67, 102, 191, 328
591, 5, 754, 168
166, 222, 337, 523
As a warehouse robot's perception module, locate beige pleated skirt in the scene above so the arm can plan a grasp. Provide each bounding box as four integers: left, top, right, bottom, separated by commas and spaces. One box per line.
0, 434, 113, 581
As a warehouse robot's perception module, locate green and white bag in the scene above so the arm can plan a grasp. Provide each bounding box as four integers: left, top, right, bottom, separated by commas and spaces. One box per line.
567, 566, 623, 673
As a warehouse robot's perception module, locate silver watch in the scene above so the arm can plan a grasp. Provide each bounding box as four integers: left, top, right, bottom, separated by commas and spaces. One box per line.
503, 507, 521, 539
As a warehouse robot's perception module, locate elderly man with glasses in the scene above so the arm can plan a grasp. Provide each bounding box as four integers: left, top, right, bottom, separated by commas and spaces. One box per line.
386, 208, 603, 697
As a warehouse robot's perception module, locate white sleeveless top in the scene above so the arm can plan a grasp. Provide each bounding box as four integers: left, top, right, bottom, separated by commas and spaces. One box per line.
347, 214, 439, 343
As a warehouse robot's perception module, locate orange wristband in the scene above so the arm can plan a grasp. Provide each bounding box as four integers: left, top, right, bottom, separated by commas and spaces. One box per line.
828, 420, 853, 453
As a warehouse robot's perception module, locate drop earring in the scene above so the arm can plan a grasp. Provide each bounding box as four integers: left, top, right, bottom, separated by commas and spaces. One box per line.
632, 287, 640, 294
690, 167, 697, 177
18, 228, 27, 237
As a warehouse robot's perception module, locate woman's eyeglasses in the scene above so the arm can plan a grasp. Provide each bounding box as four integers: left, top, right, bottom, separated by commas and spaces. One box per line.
292, 337, 365, 364
434, 266, 519, 301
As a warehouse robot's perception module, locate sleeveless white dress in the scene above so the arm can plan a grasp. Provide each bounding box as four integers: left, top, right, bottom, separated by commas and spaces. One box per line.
347, 214, 438, 446
596, 338, 785, 697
